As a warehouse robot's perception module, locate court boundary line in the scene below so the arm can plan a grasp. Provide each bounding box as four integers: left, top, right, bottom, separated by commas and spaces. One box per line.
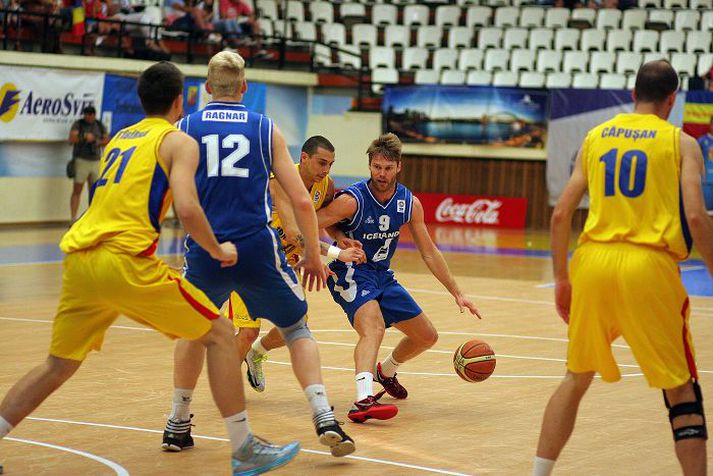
23, 417, 473, 476
5, 436, 129, 475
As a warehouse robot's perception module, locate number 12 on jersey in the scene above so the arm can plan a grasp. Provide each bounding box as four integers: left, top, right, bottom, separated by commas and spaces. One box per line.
202, 134, 251, 178
599, 148, 648, 198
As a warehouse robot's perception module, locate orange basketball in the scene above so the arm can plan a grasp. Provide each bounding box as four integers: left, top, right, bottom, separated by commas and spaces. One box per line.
453, 339, 496, 382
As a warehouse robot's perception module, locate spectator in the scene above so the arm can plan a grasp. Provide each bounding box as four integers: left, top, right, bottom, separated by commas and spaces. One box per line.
201, 0, 241, 47
218, 0, 264, 49
105, 0, 169, 54
68, 105, 108, 222
697, 117, 713, 209
166, 0, 211, 34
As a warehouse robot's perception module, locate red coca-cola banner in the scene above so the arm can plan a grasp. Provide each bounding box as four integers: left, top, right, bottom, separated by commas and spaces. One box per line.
416, 193, 528, 229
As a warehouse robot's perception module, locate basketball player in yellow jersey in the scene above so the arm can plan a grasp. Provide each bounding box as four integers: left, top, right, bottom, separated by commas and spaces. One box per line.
0, 62, 302, 475
234, 136, 365, 392
534, 60, 713, 476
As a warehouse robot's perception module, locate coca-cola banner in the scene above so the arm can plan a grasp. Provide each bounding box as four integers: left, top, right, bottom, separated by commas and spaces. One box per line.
416, 193, 527, 229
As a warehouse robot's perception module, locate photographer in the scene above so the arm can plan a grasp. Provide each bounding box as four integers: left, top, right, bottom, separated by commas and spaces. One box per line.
68, 105, 108, 222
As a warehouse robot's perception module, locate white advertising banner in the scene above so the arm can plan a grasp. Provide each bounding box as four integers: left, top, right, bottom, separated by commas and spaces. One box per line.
0, 66, 104, 141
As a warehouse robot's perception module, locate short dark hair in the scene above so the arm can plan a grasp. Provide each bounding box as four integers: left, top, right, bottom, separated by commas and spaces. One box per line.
302, 135, 335, 155
634, 60, 679, 104
138, 62, 184, 115
82, 105, 96, 115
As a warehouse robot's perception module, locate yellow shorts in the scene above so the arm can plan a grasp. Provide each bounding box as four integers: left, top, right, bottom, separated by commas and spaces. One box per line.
567, 242, 696, 389
228, 289, 308, 331
51, 247, 219, 361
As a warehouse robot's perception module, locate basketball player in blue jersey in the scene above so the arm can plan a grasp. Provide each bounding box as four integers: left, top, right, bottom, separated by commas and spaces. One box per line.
161, 51, 355, 462
317, 133, 482, 423
533, 60, 713, 476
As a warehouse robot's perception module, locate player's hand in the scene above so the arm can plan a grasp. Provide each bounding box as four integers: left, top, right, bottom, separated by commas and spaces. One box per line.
338, 246, 366, 264
554, 278, 571, 323
337, 237, 363, 251
212, 241, 237, 268
84, 132, 96, 143
294, 254, 327, 292
285, 229, 304, 249
456, 294, 482, 319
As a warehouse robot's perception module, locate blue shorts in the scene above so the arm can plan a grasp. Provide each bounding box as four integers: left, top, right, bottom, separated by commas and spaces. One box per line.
184, 226, 307, 328
327, 263, 422, 327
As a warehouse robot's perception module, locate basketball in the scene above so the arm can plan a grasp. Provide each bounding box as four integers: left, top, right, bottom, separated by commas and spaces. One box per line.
453, 339, 496, 383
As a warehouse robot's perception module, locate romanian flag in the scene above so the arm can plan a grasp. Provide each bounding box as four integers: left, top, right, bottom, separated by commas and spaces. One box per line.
72, 0, 85, 37
683, 91, 713, 139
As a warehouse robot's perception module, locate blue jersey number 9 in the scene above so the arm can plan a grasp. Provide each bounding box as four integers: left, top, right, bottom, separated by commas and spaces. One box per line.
202, 134, 251, 178
599, 148, 648, 198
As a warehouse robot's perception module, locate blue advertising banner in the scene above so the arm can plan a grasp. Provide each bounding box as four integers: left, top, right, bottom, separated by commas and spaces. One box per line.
101, 74, 267, 136
382, 86, 548, 148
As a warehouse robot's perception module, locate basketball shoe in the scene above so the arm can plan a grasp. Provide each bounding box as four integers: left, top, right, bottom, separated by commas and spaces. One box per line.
162, 414, 194, 452
231, 434, 300, 475
375, 362, 408, 399
245, 349, 268, 392
313, 410, 356, 457
347, 391, 398, 423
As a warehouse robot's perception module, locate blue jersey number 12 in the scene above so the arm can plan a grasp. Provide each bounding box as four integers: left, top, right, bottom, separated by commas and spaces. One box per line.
599, 148, 648, 198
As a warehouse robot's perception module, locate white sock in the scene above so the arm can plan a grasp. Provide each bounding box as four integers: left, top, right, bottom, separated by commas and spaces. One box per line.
169, 388, 193, 422
533, 456, 556, 476
379, 353, 402, 378
224, 410, 251, 454
304, 384, 331, 416
355, 372, 374, 401
0, 416, 13, 439
251, 338, 268, 356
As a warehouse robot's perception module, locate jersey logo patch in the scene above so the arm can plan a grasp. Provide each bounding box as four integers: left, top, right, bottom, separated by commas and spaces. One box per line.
313, 191, 321, 203
364, 215, 375, 224
397, 200, 406, 213
361, 289, 370, 297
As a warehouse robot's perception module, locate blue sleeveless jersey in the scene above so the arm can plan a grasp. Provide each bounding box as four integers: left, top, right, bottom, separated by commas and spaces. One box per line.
178, 101, 273, 242
334, 180, 414, 271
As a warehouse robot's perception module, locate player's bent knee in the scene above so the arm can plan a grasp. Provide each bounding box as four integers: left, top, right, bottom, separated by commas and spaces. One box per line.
204, 317, 234, 345
423, 328, 439, 348
278, 317, 313, 345
664, 380, 708, 442
236, 327, 260, 343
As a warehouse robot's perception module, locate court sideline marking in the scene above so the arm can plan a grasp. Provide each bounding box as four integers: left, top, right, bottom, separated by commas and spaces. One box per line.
5, 436, 129, 475
23, 417, 473, 476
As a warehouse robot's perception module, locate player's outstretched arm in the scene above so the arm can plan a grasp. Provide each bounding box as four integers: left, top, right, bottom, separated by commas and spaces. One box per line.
681, 132, 713, 273
161, 131, 237, 267
551, 146, 587, 323
271, 125, 326, 290
408, 197, 481, 318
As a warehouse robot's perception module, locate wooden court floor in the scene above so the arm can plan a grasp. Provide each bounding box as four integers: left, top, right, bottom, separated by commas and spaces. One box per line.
1, 225, 712, 475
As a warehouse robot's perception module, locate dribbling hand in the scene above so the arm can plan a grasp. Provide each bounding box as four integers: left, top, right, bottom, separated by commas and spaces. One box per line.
295, 254, 327, 292
338, 246, 366, 264
456, 294, 482, 319
554, 279, 571, 323
213, 241, 237, 268
337, 237, 363, 251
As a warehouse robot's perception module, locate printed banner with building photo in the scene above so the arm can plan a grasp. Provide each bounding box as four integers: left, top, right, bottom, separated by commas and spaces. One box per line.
382, 86, 548, 148
0, 65, 104, 141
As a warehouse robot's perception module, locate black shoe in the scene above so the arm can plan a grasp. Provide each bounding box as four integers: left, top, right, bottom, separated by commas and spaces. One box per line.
315, 418, 356, 457
162, 414, 194, 452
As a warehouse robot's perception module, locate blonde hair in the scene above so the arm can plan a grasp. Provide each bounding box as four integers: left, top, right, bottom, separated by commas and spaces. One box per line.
366, 133, 402, 163
207, 51, 246, 98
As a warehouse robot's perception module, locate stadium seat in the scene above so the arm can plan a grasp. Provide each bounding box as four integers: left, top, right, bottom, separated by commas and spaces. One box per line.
660, 30, 685, 53
581, 29, 606, 51
606, 29, 633, 52
284, 0, 304, 22
466, 6, 493, 28
570, 8, 596, 28
687, 31, 712, 53
702, 11, 713, 31
591, 51, 617, 73
529, 28, 554, 51
340, 3, 367, 22
536, 49, 562, 73
414, 69, 440, 84
647, 9, 674, 29
632, 29, 659, 52
448, 27, 474, 49
494, 7, 520, 28
433, 48, 459, 70
404, 4, 430, 26
321, 23, 346, 47
563, 50, 590, 73
459, 48, 484, 70
596, 9, 621, 30
385, 25, 410, 47
671, 51, 698, 76
572, 72, 598, 88
493, 70, 519, 87
545, 7, 570, 29
372, 4, 397, 26
435, 5, 461, 27
371, 68, 399, 94
626, 74, 637, 90
546, 72, 572, 88
256, 0, 278, 20
690, 0, 713, 9
622, 9, 648, 31
292, 21, 316, 43
441, 70, 466, 85
484, 48, 510, 71
339, 44, 362, 69
417, 26, 444, 48
675, 10, 701, 31
519, 7, 545, 28
638, 0, 662, 7
310, 2, 333, 24
478, 27, 503, 49
698, 52, 713, 76
616, 51, 643, 75
519, 71, 545, 88
370, 46, 396, 69
663, 0, 687, 7
402, 47, 430, 70
510, 49, 536, 72
351, 23, 377, 47
466, 70, 493, 85
503, 28, 529, 50
313, 43, 334, 67
554, 28, 580, 51
600, 73, 627, 89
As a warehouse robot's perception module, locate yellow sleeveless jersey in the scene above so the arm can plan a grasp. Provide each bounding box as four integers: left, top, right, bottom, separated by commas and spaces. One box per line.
272, 164, 330, 265
60, 118, 177, 256
578, 113, 691, 260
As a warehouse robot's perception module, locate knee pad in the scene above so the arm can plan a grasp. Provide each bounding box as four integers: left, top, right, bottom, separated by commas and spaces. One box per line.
664, 380, 708, 442
278, 317, 312, 344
